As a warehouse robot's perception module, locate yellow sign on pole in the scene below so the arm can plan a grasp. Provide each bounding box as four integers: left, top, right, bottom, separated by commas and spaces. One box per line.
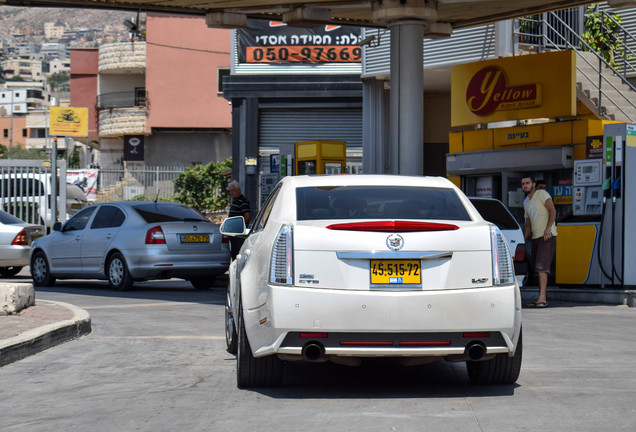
49, 107, 89, 136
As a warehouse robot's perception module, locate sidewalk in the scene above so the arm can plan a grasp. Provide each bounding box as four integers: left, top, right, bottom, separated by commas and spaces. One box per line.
0, 299, 91, 367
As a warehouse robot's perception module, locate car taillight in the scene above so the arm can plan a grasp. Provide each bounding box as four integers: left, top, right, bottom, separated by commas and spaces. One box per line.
11, 230, 28, 246
270, 224, 293, 285
326, 221, 459, 232
514, 243, 526, 262
490, 226, 514, 285
222, 235, 229, 244
145, 226, 166, 244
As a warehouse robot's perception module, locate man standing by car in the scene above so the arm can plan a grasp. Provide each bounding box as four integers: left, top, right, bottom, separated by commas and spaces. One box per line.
522, 176, 557, 308
227, 181, 251, 260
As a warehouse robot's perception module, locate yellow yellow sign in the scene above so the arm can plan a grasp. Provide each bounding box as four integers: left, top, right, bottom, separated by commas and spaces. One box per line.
451, 51, 576, 127
49, 107, 89, 136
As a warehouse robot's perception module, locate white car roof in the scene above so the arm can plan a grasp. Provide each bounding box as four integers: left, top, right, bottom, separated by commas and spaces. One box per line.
283, 174, 458, 189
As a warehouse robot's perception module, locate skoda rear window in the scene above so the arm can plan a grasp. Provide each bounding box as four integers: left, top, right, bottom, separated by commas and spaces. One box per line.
296, 186, 471, 221
133, 203, 207, 223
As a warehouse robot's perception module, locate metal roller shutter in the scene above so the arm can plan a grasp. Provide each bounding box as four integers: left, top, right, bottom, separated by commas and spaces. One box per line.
259, 109, 362, 148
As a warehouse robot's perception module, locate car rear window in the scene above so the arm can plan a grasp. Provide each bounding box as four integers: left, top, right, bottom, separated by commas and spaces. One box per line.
133, 203, 207, 223
470, 199, 520, 230
296, 186, 471, 221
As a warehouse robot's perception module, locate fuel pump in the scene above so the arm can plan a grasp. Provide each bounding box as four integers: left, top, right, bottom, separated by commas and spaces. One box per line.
557, 123, 636, 287
599, 123, 636, 287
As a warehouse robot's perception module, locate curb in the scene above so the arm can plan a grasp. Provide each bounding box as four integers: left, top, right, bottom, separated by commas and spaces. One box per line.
0, 300, 92, 367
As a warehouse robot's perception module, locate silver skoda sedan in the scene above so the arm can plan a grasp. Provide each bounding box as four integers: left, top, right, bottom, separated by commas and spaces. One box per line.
30, 201, 230, 290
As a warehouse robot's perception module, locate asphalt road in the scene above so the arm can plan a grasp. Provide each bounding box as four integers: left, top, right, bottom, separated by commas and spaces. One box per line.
1, 269, 636, 432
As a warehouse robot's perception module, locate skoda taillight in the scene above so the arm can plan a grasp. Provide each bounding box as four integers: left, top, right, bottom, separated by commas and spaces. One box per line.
145, 226, 166, 244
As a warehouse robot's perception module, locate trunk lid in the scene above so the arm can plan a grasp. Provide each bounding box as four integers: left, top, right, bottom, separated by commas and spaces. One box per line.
292, 221, 493, 290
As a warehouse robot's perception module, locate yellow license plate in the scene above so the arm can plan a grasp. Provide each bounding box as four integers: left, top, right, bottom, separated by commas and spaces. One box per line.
180, 234, 209, 243
370, 260, 421, 285
33, 234, 43, 240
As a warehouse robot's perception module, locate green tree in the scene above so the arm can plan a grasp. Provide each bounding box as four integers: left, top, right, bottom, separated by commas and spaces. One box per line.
0, 143, 8, 158
582, 5, 626, 68
48, 71, 70, 92
2, 146, 47, 160
173, 158, 232, 216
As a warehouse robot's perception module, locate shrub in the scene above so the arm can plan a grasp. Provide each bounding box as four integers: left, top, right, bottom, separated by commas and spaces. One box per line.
173, 158, 232, 216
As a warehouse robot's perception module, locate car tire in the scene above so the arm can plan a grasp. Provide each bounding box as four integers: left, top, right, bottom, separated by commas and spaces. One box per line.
0, 266, 23, 277
107, 252, 134, 291
467, 329, 523, 385
190, 276, 216, 290
225, 287, 238, 354
30, 251, 56, 287
236, 304, 283, 388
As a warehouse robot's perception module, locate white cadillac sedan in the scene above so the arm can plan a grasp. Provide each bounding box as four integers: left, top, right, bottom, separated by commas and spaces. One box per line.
221, 175, 522, 388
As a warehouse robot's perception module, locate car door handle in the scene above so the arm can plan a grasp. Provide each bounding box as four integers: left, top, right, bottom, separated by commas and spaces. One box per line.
106, 233, 113, 239
75, 235, 81, 241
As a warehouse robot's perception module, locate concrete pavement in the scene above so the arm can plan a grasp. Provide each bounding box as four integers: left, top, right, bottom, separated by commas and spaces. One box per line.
0, 277, 634, 368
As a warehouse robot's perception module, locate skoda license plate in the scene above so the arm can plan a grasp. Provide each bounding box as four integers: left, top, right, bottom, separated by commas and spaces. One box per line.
180, 234, 209, 243
370, 260, 421, 284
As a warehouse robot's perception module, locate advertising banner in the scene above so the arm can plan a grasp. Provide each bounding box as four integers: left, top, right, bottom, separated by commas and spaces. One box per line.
451, 51, 576, 127
237, 20, 362, 64
586, 135, 604, 159
67, 168, 98, 201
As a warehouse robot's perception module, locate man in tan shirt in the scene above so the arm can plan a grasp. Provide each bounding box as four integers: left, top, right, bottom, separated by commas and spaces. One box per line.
522, 176, 557, 308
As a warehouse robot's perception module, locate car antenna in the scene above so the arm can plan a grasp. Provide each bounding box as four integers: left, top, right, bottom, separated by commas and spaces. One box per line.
154, 191, 159, 207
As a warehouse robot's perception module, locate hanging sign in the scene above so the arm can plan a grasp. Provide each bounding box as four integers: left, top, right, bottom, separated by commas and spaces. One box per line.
124, 135, 144, 162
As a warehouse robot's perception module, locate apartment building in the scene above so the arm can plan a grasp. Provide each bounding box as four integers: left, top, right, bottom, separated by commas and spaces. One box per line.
1, 57, 43, 81
70, 13, 232, 168
44, 22, 66, 40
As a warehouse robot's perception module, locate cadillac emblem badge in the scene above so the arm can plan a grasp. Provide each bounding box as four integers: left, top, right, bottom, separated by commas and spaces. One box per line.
386, 234, 404, 251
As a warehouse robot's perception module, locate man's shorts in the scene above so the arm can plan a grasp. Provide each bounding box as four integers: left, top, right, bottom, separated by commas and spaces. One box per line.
531, 236, 556, 273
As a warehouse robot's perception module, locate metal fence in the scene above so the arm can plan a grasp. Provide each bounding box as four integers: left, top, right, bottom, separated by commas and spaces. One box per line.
97, 164, 229, 217
97, 164, 186, 202
0, 159, 67, 229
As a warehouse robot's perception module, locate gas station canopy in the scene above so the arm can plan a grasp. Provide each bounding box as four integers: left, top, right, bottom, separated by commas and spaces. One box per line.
3, 0, 626, 29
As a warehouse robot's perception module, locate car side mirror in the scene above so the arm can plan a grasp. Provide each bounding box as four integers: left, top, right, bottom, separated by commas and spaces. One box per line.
52, 221, 62, 231
220, 216, 247, 236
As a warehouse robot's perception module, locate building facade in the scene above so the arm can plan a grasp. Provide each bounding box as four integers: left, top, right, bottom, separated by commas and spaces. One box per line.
70, 13, 233, 169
